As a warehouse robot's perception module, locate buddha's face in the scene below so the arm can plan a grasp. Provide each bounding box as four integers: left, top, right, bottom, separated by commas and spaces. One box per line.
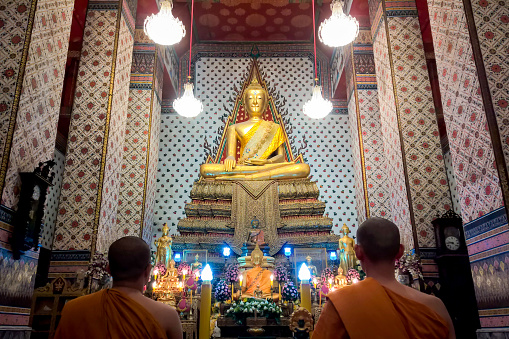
306, 257, 312, 265
252, 252, 262, 266
244, 88, 267, 118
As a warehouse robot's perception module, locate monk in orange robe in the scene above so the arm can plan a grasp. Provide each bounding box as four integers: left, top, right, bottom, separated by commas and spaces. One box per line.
55, 237, 182, 339
314, 217, 455, 339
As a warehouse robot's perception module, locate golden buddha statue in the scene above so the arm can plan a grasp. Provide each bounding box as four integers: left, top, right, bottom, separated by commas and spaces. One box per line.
339, 224, 357, 274
200, 78, 310, 180
165, 260, 178, 282
305, 256, 318, 277
334, 267, 348, 289
154, 223, 172, 267
240, 244, 278, 301
190, 254, 203, 275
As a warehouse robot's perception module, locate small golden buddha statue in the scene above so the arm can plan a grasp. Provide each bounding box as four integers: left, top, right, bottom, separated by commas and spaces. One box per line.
334, 267, 348, 289
165, 260, 178, 282
339, 224, 358, 274
190, 254, 203, 274
305, 256, 318, 277
240, 244, 278, 301
154, 223, 172, 267
200, 78, 310, 180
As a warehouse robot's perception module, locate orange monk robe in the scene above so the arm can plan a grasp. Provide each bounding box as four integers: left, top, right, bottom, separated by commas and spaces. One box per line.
54, 289, 167, 339
313, 278, 449, 339
245, 266, 272, 295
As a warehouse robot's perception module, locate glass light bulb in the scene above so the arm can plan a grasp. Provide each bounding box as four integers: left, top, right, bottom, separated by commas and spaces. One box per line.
303, 85, 333, 119
202, 264, 213, 281
144, 0, 186, 46
299, 263, 311, 281
318, 1, 359, 47
174, 82, 203, 118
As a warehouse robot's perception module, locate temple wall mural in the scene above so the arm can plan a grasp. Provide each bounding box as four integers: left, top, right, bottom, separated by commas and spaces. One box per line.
154, 56, 357, 241
0, 0, 74, 209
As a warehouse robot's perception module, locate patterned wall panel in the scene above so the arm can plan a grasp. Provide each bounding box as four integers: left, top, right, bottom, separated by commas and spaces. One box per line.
53, 2, 134, 251
372, 21, 414, 247
348, 95, 367, 223
471, 0, 509, 172
331, 47, 345, 94
0, 248, 38, 309
95, 14, 134, 254
0, 0, 33, 200
444, 150, 461, 216
386, 15, 452, 247
154, 57, 357, 244
427, 0, 503, 222
41, 149, 65, 249
1, 0, 74, 208
117, 29, 162, 245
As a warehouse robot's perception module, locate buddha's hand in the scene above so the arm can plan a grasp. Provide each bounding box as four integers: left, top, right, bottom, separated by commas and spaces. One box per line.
245, 158, 268, 166
224, 156, 237, 172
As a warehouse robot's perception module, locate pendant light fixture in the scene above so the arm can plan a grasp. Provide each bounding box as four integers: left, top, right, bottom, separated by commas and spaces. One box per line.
144, 0, 186, 46
303, 0, 333, 119
319, 0, 359, 47
173, 0, 203, 118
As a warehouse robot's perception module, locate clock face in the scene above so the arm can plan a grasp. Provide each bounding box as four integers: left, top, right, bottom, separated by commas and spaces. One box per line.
445, 236, 460, 251
32, 185, 41, 201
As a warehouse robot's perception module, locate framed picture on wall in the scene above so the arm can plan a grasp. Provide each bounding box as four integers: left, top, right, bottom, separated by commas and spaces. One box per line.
293, 248, 327, 278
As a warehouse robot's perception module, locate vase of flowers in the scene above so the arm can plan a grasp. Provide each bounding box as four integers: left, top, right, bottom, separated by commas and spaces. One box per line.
214, 279, 231, 314
224, 263, 240, 284
346, 269, 361, 284
86, 252, 110, 292
395, 252, 423, 286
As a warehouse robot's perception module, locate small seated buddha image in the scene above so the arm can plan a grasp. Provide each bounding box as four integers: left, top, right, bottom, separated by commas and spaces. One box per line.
334, 267, 348, 289
200, 77, 310, 181
165, 260, 178, 283
239, 244, 279, 301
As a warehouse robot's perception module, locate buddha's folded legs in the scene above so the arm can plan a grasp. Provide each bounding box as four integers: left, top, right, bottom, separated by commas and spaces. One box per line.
200, 162, 309, 180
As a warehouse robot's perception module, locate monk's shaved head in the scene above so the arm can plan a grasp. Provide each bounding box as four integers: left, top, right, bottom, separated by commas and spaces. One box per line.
108, 236, 151, 282
357, 217, 401, 262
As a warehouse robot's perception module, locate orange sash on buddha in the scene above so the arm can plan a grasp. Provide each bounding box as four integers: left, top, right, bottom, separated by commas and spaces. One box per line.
245, 266, 272, 295
314, 278, 449, 339
54, 289, 166, 339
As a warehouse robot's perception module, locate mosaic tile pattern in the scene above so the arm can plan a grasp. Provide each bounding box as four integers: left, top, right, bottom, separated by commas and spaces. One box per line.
348, 95, 367, 223
0, 0, 32, 193
444, 150, 461, 215
1, 0, 74, 208
96, 14, 134, 254
154, 57, 357, 244
41, 149, 65, 250
331, 48, 345, 94
54, 5, 134, 251
372, 22, 413, 247
471, 0, 509, 171
427, 0, 503, 222
386, 16, 452, 247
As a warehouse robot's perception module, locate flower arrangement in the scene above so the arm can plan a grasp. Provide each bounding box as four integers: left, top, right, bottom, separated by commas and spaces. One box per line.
224, 263, 240, 284
395, 252, 423, 280
177, 263, 191, 276
214, 279, 231, 302
281, 281, 299, 302
153, 262, 167, 277
320, 267, 334, 285
226, 298, 282, 325
346, 268, 360, 284
273, 263, 289, 283
86, 252, 110, 280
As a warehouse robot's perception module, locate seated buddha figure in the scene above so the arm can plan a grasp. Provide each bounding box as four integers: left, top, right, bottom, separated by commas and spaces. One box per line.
200, 78, 310, 181
240, 244, 278, 301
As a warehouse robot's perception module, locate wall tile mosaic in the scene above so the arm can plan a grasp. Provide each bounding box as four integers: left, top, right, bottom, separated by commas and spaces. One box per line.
154, 57, 357, 244
444, 150, 461, 216
427, 0, 504, 222
41, 149, 65, 250
471, 0, 509, 172
1, 0, 74, 208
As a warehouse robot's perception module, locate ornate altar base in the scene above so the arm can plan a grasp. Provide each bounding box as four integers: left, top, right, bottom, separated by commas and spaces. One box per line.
173, 178, 339, 257
217, 316, 292, 339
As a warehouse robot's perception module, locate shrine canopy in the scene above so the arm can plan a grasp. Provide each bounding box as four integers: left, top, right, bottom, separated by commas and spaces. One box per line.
205, 59, 304, 166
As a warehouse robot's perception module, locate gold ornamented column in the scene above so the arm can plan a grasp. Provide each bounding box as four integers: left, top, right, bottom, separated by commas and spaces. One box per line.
346, 27, 392, 225
116, 29, 163, 244
52, 0, 136, 254
368, 0, 452, 249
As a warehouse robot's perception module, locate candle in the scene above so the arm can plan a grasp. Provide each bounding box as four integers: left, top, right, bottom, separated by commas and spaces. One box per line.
270, 274, 274, 288
183, 269, 188, 282
278, 282, 281, 305
154, 268, 159, 281
319, 290, 322, 306
239, 274, 243, 287
231, 283, 234, 303
328, 278, 333, 289
312, 278, 317, 289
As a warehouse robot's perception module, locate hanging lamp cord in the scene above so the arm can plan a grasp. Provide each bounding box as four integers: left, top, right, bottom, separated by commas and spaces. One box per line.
312, 0, 318, 83
187, 0, 195, 80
